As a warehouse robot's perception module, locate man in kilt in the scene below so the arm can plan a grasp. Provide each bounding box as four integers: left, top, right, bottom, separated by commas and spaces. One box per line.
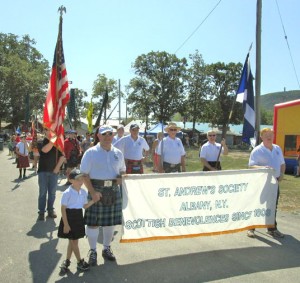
80, 125, 126, 264
114, 123, 149, 174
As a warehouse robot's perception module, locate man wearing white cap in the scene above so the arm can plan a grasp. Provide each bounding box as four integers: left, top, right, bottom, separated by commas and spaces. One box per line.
114, 123, 149, 174
80, 125, 126, 264
157, 122, 186, 173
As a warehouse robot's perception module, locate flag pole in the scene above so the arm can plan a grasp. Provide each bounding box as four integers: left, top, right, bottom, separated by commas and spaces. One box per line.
215, 44, 254, 168
255, 0, 262, 145
94, 86, 109, 128
43, 5, 70, 153
228, 43, 253, 122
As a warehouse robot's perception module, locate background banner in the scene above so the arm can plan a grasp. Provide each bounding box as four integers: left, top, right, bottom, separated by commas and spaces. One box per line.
121, 169, 278, 242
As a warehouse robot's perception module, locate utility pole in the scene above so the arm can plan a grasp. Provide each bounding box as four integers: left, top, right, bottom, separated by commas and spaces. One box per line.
118, 79, 121, 123
255, 0, 262, 145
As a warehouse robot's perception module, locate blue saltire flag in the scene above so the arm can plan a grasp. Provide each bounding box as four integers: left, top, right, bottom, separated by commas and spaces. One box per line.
236, 53, 255, 145
16, 126, 21, 134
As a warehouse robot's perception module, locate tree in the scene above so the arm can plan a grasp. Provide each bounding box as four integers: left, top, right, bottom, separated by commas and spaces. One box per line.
128, 51, 187, 123
261, 107, 273, 125
0, 33, 49, 128
126, 77, 153, 136
205, 62, 243, 138
185, 50, 211, 132
67, 88, 88, 130
92, 74, 118, 123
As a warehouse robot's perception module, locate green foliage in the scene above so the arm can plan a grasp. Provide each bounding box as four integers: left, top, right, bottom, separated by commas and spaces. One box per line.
128, 51, 187, 123
184, 50, 210, 131
260, 90, 300, 111
0, 33, 49, 126
204, 62, 244, 137
260, 107, 273, 124
92, 74, 118, 121
67, 88, 88, 130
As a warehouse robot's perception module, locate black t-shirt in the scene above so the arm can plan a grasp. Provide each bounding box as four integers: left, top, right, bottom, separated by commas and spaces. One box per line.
37, 138, 63, 173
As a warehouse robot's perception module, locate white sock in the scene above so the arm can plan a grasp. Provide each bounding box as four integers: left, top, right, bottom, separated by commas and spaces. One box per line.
102, 226, 115, 249
85, 226, 99, 250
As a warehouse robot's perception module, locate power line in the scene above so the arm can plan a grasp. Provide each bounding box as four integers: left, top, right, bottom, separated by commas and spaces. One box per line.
275, 0, 300, 89
174, 0, 222, 54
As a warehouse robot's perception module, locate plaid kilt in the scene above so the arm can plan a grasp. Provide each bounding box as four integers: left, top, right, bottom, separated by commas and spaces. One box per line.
126, 160, 143, 174
163, 162, 181, 173
58, 209, 85, 240
17, 155, 30, 168
84, 180, 122, 227
203, 161, 221, 171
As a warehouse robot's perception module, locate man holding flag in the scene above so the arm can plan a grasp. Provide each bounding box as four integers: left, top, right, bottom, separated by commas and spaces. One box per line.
37, 7, 68, 220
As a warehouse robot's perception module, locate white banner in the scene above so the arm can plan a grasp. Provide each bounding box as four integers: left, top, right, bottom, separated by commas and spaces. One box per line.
121, 169, 278, 242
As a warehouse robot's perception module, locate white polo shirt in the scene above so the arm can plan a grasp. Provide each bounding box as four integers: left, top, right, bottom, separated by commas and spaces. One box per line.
61, 187, 88, 209
249, 143, 285, 178
114, 135, 149, 160
80, 144, 126, 179
199, 141, 223, 161
157, 136, 185, 164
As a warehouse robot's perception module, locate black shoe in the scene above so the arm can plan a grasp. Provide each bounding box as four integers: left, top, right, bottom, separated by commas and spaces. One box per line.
48, 211, 57, 218
38, 213, 45, 221
267, 230, 284, 238
77, 259, 90, 271
87, 249, 97, 266
23, 175, 27, 179
60, 259, 71, 273
102, 246, 116, 261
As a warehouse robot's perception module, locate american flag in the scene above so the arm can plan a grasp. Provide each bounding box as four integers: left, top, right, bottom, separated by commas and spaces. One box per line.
43, 14, 70, 153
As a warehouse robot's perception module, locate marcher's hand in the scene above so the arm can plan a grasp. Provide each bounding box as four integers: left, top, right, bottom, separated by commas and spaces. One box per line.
91, 191, 101, 202
221, 139, 226, 146
63, 224, 71, 234
116, 176, 122, 185
278, 174, 284, 182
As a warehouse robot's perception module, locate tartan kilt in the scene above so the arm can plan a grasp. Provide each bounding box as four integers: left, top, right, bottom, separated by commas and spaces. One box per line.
58, 209, 85, 240
84, 182, 122, 227
17, 155, 30, 168
126, 162, 144, 174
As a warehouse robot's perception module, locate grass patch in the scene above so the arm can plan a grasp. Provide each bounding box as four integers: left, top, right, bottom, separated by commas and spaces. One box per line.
144, 147, 300, 214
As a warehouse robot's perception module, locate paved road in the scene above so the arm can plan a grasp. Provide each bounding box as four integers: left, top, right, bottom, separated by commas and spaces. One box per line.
0, 147, 300, 283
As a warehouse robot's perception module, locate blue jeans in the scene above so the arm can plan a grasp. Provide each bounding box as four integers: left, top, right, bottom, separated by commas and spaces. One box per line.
38, 172, 58, 214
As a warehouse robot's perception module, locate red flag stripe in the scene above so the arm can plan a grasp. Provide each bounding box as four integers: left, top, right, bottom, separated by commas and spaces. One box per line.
43, 15, 70, 153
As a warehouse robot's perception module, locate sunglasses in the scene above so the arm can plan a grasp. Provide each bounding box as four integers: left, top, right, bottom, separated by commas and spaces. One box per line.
101, 132, 113, 136
169, 129, 177, 132
208, 135, 216, 137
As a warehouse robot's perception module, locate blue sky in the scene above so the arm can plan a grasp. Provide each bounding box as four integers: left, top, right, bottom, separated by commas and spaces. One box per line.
1, 0, 299, 118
